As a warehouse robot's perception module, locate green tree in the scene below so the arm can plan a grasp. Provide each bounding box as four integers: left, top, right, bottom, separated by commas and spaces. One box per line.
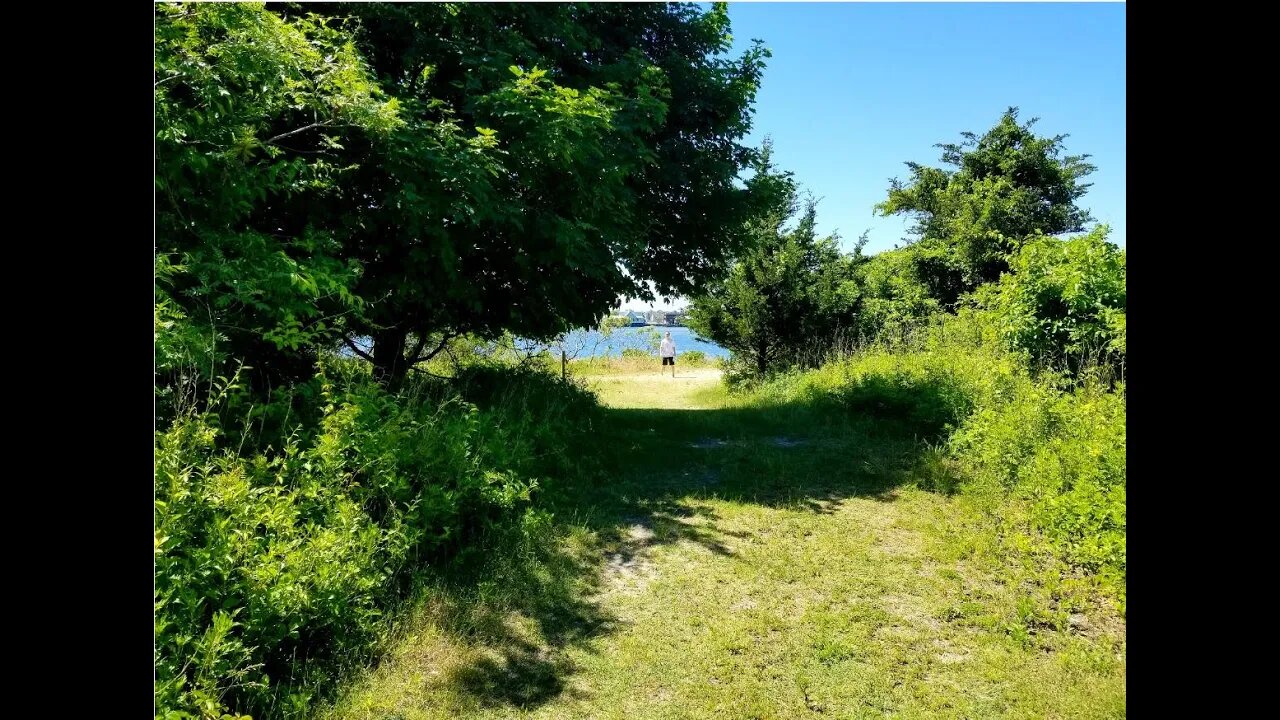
687, 149, 859, 378
875, 107, 1096, 307
155, 2, 400, 392
156, 2, 774, 391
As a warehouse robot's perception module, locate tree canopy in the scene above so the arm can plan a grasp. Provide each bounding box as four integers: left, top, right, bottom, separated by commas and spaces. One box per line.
874, 107, 1096, 306
156, 2, 772, 388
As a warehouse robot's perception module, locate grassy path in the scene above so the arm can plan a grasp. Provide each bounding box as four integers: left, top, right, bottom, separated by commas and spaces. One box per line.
324, 368, 1125, 719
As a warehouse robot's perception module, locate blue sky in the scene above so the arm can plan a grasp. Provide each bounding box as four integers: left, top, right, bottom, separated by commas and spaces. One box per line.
627, 1, 1126, 310
727, 1, 1126, 254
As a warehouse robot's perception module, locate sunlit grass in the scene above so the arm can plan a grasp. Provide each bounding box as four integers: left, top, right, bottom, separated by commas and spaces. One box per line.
321, 366, 1124, 720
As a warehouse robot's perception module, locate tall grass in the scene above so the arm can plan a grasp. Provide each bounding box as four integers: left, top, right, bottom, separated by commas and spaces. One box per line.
743, 312, 1126, 609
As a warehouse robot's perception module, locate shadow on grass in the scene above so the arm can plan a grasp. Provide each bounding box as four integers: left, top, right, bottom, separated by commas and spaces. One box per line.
385, 379, 965, 712
448, 637, 577, 709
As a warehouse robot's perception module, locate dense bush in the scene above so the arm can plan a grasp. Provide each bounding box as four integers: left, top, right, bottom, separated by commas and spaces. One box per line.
975, 226, 1126, 380
154, 359, 602, 719
747, 314, 1125, 603
749, 339, 988, 438
852, 246, 943, 346
951, 377, 1126, 590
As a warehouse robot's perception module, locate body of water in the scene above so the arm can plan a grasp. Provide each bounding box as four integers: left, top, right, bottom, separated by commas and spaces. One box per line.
342, 325, 730, 361
562, 325, 730, 359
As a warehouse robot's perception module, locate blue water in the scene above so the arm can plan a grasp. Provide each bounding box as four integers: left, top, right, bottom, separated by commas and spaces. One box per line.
341, 325, 730, 361
561, 325, 730, 359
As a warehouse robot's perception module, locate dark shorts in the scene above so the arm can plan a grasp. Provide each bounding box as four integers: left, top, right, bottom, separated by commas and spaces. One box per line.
662, 356, 675, 366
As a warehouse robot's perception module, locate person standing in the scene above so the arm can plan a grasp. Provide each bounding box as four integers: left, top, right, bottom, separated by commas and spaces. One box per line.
660, 331, 676, 377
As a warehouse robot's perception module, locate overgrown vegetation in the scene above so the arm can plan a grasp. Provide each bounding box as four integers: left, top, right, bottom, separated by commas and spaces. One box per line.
975, 226, 1126, 380
689, 107, 1122, 384
156, 3, 1123, 717
686, 142, 864, 381
684, 104, 1126, 638
156, 1, 775, 393
749, 313, 1126, 608
154, 361, 604, 719
155, 2, 774, 717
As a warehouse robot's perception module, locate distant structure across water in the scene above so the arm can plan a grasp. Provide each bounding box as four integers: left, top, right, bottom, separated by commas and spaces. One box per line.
612, 309, 689, 327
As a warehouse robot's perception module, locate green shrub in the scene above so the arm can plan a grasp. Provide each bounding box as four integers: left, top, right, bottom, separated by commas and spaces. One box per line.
620, 347, 651, 360
744, 315, 1125, 602
951, 382, 1126, 588
854, 245, 943, 344
154, 362, 602, 719
975, 226, 1126, 380
679, 350, 709, 366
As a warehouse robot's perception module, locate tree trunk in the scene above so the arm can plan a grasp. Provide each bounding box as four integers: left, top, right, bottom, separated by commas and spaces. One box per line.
562, 350, 567, 381
372, 327, 409, 391
756, 340, 768, 377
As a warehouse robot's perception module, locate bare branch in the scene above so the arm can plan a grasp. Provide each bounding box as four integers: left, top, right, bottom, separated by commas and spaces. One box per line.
408, 333, 459, 366
343, 336, 376, 363
405, 334, 429, 366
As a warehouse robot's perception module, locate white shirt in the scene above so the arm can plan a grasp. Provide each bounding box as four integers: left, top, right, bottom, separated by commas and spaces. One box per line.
660, 338, 676, 357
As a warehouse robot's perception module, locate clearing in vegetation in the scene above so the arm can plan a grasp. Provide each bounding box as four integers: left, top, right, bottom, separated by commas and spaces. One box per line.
322, 366, 1125, 720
